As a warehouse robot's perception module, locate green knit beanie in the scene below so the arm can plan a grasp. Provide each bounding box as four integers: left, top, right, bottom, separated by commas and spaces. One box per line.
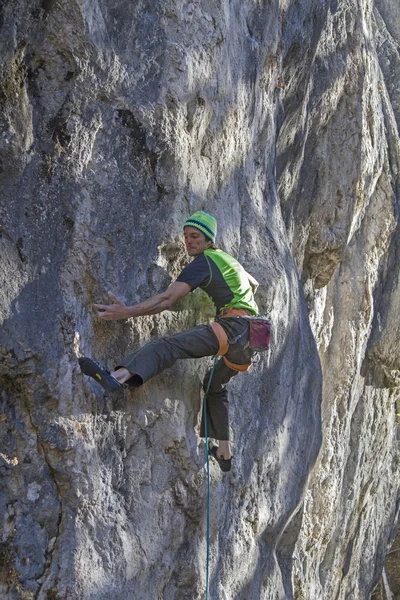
183, 211, 217, 243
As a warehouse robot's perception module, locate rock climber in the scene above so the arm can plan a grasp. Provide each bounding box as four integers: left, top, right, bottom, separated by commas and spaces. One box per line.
79, 211, 262, 472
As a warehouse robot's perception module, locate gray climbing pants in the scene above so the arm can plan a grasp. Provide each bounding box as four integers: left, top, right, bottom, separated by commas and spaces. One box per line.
117, 317, 255, 441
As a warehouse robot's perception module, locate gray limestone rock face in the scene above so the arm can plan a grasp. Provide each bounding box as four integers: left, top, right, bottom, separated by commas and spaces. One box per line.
0, 0, 398, 599
277, 0, 400, 598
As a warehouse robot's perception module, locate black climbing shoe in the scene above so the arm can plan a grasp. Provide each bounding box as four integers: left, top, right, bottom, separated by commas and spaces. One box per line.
208, 442, 232, 473
78, 357, 125, 393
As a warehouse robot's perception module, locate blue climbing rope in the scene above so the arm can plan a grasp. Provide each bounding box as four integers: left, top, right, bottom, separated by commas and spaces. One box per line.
203, 355, 218, 600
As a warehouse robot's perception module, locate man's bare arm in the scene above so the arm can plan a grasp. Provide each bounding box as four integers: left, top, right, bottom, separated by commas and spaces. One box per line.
93, 281, 192, 321
246, 271, 259, 294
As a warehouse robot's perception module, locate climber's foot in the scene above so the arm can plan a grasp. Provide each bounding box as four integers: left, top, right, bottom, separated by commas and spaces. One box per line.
79, 357, 125, 393
208, 442, 232, 472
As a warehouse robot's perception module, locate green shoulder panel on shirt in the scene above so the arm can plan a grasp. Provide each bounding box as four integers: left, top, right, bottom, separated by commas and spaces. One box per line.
204, 249, 259, 316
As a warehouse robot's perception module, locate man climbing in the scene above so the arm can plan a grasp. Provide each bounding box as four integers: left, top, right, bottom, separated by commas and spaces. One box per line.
79, 211, 261, 472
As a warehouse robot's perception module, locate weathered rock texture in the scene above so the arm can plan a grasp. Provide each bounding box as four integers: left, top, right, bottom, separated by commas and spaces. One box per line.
0, 0, 399, 599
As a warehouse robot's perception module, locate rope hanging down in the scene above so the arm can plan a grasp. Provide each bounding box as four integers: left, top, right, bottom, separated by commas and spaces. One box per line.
203, 355, 218, 600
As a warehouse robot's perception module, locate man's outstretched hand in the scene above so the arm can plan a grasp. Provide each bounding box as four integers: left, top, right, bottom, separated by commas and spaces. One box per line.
92, 282, 191, 320
93, 292, 131, 320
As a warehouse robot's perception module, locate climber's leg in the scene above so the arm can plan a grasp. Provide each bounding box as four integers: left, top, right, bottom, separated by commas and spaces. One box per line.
80, 324, 219, 391
200, 358, 239, 461
117, 323, 219, 386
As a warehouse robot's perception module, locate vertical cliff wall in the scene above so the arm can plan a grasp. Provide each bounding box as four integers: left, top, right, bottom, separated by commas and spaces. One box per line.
0, 0, 399, 599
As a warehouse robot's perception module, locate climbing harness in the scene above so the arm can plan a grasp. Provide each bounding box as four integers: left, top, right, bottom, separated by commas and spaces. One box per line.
210, 314, 271, 371
219, 307, 252, 318
203, 355, 218, 600
211, 318, 252, 372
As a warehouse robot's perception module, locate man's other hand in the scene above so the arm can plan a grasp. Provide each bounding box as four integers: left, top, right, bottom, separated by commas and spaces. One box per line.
93, 292, 130, 320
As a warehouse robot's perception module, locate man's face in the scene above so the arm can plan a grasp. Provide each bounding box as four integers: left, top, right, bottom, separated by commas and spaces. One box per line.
184, 226, 212, 256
